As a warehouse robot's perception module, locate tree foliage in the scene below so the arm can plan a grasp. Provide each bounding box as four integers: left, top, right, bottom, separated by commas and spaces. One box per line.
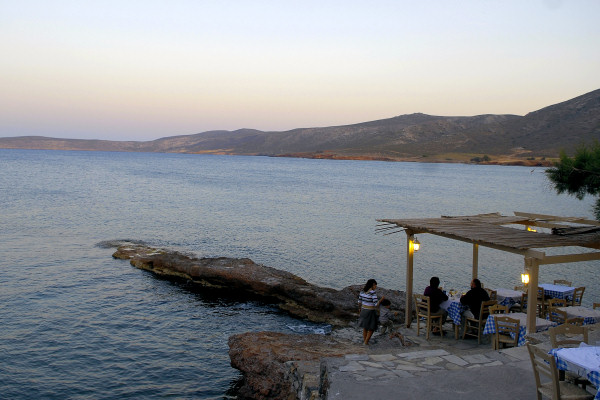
546, 141, 600, 219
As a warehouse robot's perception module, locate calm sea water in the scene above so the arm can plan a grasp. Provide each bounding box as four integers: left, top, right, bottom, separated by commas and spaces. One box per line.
1, 149, 597, 399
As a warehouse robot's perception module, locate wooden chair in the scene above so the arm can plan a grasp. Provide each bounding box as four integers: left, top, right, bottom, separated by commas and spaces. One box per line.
493, 315, 519, 350
489, 304, 508, 314
484, 288, 497, 301
526, 343, 594, 400
510, 292, 528, 313
549, 324, 591, 388
549, 324, 589, 348
545, 298, 567, 319
513, 285, 526, 292
554, 279, 572, 287
547, 298, 567, 308
414, 294, 443, 340
537, 286, 546, 317
566, 317, 584, 326
594, 303, 600, 310
548, 307, 568, 325
462, 299, 496, 344
570, 287, 585, 306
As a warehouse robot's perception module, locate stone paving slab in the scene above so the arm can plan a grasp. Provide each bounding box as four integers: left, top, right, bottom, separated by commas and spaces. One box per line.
396, 349, 450, 359
442, 354, 469, 366
369, 354, 399, 362
323, 324, 562, 400
322, 322, 600, 400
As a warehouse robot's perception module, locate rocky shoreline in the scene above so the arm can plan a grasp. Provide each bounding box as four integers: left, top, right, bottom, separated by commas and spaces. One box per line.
109, 242, 406, 399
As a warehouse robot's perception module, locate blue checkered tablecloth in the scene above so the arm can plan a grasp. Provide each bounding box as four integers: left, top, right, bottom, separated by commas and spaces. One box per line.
483, 313, 556, 346
483, 315, 527, 346
440, 298, 466, 325
539, 283, 575, 301
499, 297, 516, 307
560, 306, 600, 326
550, 347, 600, 400
550, 313, 599, 326
495, 288, 523, 308
447, 301, 466, 325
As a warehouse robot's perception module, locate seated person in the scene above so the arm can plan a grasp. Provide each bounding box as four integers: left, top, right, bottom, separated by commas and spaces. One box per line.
379, 299, 396, 334
424, 276, 448, 328
460, 278, 490, 319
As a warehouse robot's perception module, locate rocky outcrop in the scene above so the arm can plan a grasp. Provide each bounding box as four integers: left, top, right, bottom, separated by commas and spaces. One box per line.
111, 243, 406, 326
109, 242, 408, 400
228, 332, 366, 400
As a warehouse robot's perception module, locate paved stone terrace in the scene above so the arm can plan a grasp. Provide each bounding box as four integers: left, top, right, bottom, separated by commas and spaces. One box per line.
320, 323, 600, 400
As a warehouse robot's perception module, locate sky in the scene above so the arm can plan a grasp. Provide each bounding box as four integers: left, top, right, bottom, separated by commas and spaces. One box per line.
1, 0, 599, 141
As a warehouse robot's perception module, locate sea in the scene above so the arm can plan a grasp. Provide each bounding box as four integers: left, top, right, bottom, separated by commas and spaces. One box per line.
1, 149, 597, 399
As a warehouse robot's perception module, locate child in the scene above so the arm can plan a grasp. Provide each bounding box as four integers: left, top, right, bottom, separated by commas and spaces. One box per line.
379, 298, 395, 334
379, 299, 409, 345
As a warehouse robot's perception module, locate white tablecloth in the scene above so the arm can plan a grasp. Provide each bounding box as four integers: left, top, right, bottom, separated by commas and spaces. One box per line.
550, 345, 600, 400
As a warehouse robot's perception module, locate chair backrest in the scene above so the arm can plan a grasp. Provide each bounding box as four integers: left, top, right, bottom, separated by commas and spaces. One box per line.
571, 287, 585, 306
594, 302, 600, 310
549, 324, 589, 348
489, 304, 508, 314
513, 285, 526, 292
548, 307, 567, 325
547, 298, 566, 308
520, 292, 528, 312
484, 288, 497, 301
536, 286, 544, 301
527, 343, 561, 397
494, 315, 519, 336
553, 279, 572, 287
566, 317, 584, 326
414, 294, 431, 317
479, 300, 497, 321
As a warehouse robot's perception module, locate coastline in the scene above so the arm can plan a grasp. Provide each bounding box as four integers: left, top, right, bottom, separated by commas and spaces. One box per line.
273, 151, 555, 167
0, 146, 555, 167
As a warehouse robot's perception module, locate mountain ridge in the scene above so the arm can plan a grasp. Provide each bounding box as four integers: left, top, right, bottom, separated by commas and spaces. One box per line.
2, 89, 599, 165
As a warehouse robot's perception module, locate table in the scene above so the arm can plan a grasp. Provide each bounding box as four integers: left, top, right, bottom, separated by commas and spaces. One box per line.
495, 288, 523, 307
557, 306, 600, 325
482, 312, 556, 346
440, 297, 467, 338
440, 296, 467, 326
540, 283, 575, 300
550, 345, 600, 400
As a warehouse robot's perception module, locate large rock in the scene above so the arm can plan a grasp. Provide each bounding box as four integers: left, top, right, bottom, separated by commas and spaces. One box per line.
111, 243, 406, 326
228, 331, 365, 400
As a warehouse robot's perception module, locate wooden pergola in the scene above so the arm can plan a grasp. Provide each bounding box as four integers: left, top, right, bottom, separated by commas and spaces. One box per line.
377, 212, 600, 334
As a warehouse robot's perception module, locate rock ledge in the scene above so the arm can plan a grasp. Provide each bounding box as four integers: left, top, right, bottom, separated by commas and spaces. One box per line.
112, 243, 405, 326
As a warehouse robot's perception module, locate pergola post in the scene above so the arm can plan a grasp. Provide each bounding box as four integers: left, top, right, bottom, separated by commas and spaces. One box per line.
472, 243, 479, 279
525, 257, 540, 334
405, 231, 415, 328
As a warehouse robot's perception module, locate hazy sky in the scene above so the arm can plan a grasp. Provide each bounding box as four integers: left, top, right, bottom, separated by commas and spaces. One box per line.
1, 0, 599, 141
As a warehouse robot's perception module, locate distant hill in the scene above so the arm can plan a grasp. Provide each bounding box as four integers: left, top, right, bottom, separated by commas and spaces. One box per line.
2, 89, 599, 165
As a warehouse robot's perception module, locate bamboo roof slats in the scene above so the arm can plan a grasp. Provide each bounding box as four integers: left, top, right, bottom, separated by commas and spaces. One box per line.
377, 212, 600, 258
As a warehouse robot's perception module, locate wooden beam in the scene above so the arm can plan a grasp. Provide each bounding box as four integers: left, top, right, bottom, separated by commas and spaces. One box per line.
525, 258, 539, 334
514, 211, 600, 226
405, 232, 415, 328
472, 243, 479, 279
539, 252, 600, 265
421, 230, 547, 259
